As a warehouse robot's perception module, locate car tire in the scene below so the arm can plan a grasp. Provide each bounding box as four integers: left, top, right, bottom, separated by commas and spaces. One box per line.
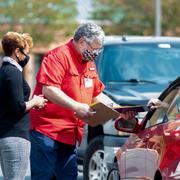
83, 136, 109, 180
107, 162, 120, 180
107, 168, 120, 180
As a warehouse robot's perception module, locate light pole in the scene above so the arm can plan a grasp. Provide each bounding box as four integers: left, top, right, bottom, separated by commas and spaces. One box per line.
155, 0, 161, 36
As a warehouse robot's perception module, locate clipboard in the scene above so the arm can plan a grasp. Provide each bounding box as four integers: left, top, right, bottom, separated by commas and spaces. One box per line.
85, 102, 120, 127
84, 103, 151, 127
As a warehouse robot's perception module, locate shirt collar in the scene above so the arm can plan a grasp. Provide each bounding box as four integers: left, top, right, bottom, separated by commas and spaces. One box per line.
3, 56, 22, 72
67, 39, 83, 63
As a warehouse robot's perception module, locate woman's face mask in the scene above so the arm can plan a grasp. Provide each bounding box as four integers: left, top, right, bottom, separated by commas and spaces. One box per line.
16, 50, 30, 68
19, 54, 30, 68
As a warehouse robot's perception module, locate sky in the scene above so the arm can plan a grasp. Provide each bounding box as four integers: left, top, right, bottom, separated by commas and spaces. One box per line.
76, 0, 92, 20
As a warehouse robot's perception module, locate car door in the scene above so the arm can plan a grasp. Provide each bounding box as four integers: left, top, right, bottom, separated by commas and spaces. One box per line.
159, 91, 180, 179
117, 87, 180, 180
139, 87, 180, 179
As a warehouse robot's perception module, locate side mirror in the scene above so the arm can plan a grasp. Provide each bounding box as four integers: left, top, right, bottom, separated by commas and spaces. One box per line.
114, 117, 138, 133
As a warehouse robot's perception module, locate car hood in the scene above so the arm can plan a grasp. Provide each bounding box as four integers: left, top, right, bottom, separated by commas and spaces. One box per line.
104, 83, 168, 106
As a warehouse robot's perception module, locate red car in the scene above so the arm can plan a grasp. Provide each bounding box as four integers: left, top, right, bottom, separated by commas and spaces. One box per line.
108, 77, 180, 180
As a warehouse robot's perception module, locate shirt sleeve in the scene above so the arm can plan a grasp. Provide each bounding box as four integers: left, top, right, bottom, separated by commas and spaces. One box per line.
93, 77, 105, 97
36, 50, 66, 88
6, 68, 26, 116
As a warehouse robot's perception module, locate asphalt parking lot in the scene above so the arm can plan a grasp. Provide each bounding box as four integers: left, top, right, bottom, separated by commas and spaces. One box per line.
0, 164, 83, 180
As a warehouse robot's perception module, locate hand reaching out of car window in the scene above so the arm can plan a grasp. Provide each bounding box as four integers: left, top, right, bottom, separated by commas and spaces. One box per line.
148, 98, 169, 109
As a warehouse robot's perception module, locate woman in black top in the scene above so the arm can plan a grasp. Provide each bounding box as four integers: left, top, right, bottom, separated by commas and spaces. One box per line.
0, 32, 47, 180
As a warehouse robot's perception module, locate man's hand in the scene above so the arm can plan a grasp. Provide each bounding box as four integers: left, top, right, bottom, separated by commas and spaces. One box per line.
74, 103, 95, 121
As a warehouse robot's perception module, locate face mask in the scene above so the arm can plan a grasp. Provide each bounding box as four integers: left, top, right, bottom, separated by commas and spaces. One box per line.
16, 51, 30, 68
18, 55, 30, 68
82, 50, 98, 62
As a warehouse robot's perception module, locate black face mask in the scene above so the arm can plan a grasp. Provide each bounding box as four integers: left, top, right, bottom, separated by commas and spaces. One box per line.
16, 50, 30, 68
82, 50, 98, 62
18, 55, 30, 68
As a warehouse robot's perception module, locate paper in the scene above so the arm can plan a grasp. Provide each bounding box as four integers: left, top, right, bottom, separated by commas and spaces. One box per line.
85, 102, 120, 127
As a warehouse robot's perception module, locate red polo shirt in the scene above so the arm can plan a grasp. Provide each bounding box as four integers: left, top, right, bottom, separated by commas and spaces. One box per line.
30, 39, 104, 145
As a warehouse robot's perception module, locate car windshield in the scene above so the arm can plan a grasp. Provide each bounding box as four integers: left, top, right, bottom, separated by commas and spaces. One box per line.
97, 43, 180, 84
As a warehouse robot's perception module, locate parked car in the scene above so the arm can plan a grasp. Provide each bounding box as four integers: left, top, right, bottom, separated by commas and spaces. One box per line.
77, 36, 180, 180
107, 77, 180, 180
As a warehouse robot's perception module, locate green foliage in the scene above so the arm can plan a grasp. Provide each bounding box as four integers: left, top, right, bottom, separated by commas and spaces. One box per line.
91, 0, 180, 36
0, 0, 78, 46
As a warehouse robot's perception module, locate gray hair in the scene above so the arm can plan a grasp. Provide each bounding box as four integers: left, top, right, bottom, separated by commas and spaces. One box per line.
73, 22, 105, 45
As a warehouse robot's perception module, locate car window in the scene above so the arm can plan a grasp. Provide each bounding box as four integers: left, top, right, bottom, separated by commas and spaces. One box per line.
99, 44, 180, 84
145, 88, 179, 128
166, 90, 180, 121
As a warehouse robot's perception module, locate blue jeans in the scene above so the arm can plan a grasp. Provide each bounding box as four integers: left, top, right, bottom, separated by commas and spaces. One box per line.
30, 130, 77, 180
0, 137, 30, 180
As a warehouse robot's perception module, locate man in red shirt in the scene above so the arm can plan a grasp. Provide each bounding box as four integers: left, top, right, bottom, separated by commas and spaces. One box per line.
30, 23, 134, 180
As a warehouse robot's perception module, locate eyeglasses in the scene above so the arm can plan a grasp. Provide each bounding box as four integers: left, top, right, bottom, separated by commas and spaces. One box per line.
19, 48, 29, 56
86, 42, 95, 51
85, 41, 102, 55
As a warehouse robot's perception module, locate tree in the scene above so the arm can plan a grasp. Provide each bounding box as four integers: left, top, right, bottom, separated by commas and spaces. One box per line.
0, 0, 78, 47
162, 0, 180, 36
90, 0, 180, 36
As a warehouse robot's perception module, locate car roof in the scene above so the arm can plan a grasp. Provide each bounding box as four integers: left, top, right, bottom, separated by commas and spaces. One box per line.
104, 35, 180, 45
